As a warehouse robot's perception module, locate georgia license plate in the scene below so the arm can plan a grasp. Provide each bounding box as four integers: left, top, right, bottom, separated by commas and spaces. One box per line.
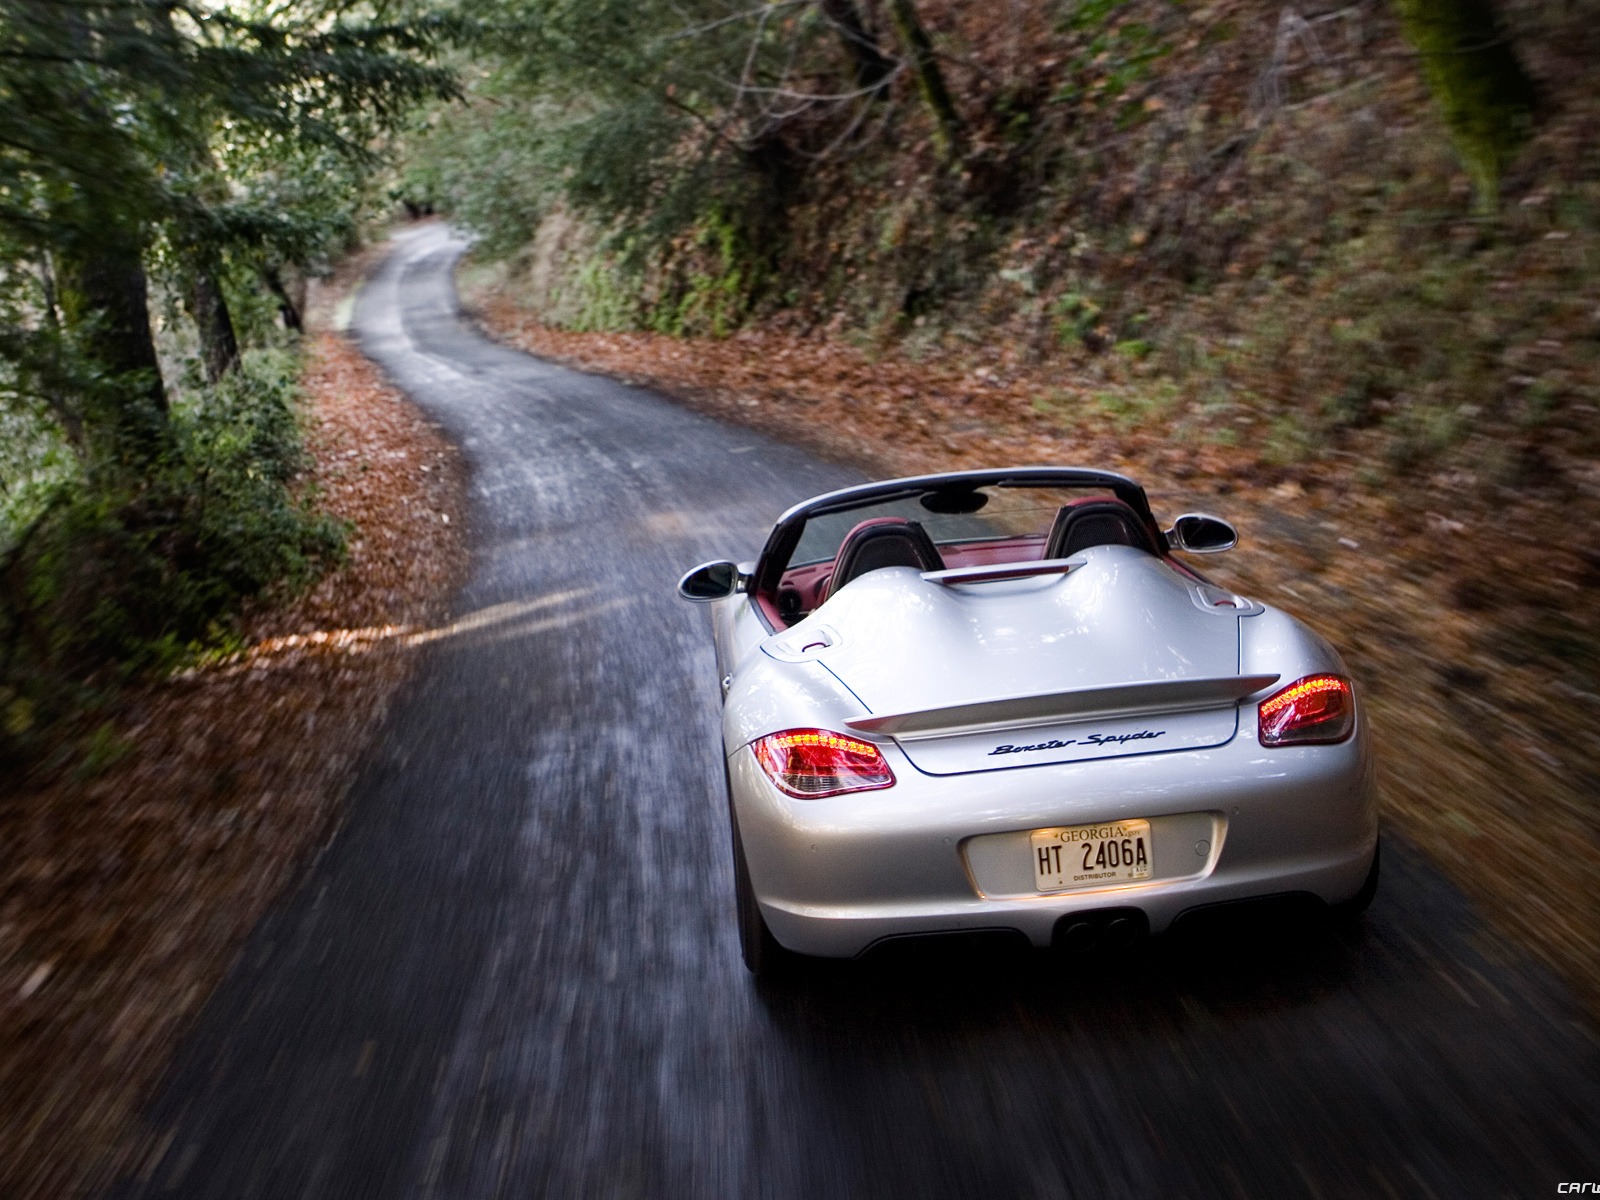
1030, 820, 1153, 892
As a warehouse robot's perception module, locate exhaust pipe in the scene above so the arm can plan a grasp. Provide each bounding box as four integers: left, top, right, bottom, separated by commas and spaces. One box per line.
1052, 907, 1149, 953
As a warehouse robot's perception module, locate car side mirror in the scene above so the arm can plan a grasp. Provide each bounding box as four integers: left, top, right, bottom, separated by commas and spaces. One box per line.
1165, 513, 1238, 553
678, 560, 744, 602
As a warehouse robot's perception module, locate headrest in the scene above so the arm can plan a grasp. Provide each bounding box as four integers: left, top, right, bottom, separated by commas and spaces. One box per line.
825, 518, 945, 600
1044, 498, 1161, 559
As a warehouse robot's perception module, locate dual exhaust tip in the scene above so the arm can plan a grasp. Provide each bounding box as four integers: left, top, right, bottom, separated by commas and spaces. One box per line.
1052, 892, 1328, 955
1052, 907, 1150, 953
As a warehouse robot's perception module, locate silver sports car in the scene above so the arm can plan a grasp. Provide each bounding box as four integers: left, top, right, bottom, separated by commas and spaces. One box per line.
679, 467, 1379, 975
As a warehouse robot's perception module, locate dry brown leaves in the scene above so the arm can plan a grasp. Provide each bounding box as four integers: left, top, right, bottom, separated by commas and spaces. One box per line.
470, 287, 1600, 1020
0, 298, 468, 1200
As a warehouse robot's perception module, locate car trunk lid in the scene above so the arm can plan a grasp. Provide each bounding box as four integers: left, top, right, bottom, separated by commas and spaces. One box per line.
784, 547, 1267, 775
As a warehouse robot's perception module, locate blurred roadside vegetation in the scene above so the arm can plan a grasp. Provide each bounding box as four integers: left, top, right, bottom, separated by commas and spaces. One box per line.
0, 0, 459, 773
401, 0, 1596, 495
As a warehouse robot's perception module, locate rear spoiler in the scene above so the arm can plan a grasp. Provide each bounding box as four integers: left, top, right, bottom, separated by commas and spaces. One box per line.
843, 674, 1281, 740
921, 559, 1077, 586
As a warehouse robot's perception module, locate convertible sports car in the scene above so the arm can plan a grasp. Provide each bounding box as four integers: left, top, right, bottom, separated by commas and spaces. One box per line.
678, 467, 1378, 974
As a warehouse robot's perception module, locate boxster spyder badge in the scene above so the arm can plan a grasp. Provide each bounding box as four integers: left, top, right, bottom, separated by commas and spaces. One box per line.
991, 729, 1166, 755
678, 467, 1379, 975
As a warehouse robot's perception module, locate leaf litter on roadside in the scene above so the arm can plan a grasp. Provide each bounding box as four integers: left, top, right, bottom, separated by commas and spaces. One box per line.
0, 264, 470, 1200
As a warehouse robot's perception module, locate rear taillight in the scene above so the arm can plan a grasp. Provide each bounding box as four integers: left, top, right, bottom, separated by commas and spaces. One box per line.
752, 728, 896, 798
1258, 674, 1355, 746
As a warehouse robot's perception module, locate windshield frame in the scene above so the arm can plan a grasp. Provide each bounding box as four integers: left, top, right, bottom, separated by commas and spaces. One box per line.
749, 467, 1165, 628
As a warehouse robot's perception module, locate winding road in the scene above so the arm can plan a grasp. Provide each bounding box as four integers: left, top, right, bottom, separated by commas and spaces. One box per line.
115, 224, 1599, 1199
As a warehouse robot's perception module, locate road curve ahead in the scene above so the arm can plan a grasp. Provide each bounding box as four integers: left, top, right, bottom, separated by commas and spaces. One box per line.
116, 225, 1599, 1200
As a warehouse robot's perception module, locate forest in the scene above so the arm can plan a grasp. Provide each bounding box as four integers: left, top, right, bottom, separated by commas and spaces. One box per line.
0, 0, 454, 764
4, 0, 1593, 758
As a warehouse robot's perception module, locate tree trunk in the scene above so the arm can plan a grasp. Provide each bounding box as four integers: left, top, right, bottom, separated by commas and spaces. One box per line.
262, 265, 304, 333
54, 233, 170, 463
183, 243, 241, 384
1391, 0, 1538, 211
818, 0, 894, 94
152, 2, 241, 381
885, 0, 963, 164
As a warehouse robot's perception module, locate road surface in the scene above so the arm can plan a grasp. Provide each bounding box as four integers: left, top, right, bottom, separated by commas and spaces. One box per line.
116, 224, 1600, 1199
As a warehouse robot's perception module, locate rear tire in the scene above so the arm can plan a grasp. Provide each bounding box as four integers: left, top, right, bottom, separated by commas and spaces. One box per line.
1330, 837, 1380, 924
726, 762, 801, 978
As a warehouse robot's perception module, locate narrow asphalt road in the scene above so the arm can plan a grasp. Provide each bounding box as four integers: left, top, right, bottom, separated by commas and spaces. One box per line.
117, 225, 1599, 1200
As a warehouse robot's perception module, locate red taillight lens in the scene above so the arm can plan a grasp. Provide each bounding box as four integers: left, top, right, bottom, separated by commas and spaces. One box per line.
752, 728, 896, 798
1258, 674, 1355, 746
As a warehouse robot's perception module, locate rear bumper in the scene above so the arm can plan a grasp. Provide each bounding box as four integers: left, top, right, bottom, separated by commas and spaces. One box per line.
728, 727, 1379, 959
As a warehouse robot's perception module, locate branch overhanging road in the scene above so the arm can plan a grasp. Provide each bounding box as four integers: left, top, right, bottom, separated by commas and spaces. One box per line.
115, 225, 1599, 1200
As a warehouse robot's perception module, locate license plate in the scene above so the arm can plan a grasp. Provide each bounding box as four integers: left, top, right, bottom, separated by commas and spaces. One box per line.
1030, 820, 1153, 892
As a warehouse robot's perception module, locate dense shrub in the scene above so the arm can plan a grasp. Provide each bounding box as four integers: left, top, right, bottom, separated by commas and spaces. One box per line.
0, 351, 344, 767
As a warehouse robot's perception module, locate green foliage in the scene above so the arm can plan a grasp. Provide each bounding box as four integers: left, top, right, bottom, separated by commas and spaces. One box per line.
1114, 337, 1153, 360
76, 721, 133, 780
1, 351, 344, 760
167, 350, 345, 600
0, 0, 460, 435
0, 0, 458, 265
1090, 382, 1180, 432
411, 0, 734, 234
400, 87, 573, 259
0, 392, 78, 552
403, 0, 904, 322
1053, 291, 1104, 346
1053, 0, 1172, 125
556, 255, 641, 333
0, 0, 457, 762
503, 203, 763, 337
649, 209, 762, 337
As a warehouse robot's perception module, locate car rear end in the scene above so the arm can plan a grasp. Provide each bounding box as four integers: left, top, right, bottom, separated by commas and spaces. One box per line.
728, 703, 1376, 958
723, 552, 1379, 959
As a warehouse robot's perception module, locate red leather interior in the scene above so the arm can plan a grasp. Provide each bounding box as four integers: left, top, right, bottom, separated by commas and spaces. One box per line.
771, 533, 1048, 626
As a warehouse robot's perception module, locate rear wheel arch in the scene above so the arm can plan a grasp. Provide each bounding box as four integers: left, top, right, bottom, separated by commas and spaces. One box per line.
724, 756, 803, 977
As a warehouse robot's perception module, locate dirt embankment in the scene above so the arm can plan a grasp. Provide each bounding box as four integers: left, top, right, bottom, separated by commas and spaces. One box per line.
0, 245, 469, 1200
465, 280, 1600, 1022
